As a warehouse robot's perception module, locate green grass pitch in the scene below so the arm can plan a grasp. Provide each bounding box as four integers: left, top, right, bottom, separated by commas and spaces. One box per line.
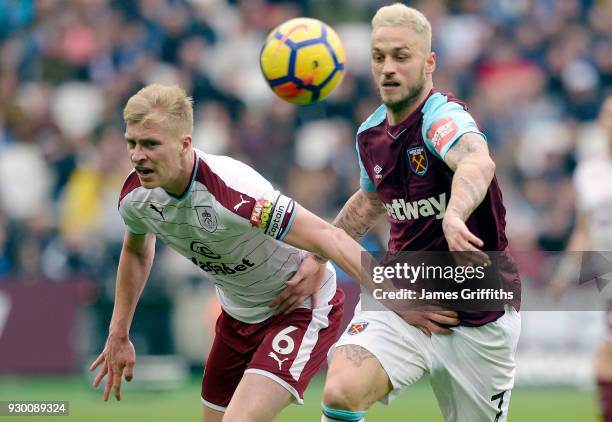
0, 375, 599, 421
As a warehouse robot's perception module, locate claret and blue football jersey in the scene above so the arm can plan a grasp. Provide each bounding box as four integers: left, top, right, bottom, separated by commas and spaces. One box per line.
356, 90, 520, 325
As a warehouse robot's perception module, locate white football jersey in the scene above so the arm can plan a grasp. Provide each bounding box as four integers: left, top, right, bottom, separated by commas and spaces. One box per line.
574, 157, 612, 250
118, 149, 336, 323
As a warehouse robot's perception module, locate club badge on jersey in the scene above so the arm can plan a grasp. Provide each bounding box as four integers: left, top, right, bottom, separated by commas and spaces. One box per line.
195, 206, 218, 232
347, 321, 369, 335
407, 146, 429, 176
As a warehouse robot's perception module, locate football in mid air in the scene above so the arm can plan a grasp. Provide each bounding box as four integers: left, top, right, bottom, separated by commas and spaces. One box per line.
260, 17, 345, 105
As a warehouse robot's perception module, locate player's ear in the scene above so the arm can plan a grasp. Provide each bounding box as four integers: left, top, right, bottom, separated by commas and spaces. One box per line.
181, 135, 192, 153
425, 51, 436, 75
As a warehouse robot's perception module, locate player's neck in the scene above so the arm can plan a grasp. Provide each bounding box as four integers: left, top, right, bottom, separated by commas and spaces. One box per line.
387, 81, 433, 126
164, 149, 196, 197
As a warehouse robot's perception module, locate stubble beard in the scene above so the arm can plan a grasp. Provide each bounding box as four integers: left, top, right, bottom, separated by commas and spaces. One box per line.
380, 64, 427, 116
384, 78, 426, 115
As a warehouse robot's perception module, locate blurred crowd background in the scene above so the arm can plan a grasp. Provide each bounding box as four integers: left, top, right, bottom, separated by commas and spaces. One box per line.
0, 0, 610, 379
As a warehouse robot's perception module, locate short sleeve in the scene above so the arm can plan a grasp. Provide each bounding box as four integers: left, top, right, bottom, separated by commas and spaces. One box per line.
355, 104, 386, 193
356, 139, 376, 193
118, 202, 149, 236
200, 153, 298, 241
422, 96, 486, 160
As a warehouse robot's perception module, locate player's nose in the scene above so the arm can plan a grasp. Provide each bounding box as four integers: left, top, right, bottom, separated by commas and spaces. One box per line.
381, 56, 397, 75
131, 144, 147, 163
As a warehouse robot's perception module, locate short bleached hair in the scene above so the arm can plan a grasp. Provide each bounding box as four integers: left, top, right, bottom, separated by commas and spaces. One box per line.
371, 3, 432, 53
123, 84, 194, 138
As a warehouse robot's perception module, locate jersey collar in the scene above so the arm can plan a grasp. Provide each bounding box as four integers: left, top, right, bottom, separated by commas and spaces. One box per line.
384, 88, 435, 140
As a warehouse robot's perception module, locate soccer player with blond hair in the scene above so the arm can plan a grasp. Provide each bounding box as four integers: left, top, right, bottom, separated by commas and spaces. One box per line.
299, 4, 521, 421
89, 83, 415, 422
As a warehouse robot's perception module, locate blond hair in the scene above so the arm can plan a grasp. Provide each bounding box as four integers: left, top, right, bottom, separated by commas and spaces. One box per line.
371, 3, 432, 52
123, 84, 194, 138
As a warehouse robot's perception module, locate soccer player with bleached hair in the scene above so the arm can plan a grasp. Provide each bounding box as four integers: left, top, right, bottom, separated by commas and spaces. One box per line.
295, 4, 521, 421
88, 83, 429, 422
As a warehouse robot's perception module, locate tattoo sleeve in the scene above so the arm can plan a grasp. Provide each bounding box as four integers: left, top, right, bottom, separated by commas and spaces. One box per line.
444, 134, 495, 221
312, 189, 386, 263
333, 190, 386, 241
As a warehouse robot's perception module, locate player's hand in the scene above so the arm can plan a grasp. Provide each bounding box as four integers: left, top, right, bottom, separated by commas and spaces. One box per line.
89, 334, 136, 401
442, 214, 490, 267
397, 310, 460, 337
269, 253, 326, 315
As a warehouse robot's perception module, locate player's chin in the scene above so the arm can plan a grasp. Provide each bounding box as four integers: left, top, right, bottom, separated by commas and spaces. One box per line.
379, 89, 402, 104
137, 173, 158, 188
381, 95, 404, 109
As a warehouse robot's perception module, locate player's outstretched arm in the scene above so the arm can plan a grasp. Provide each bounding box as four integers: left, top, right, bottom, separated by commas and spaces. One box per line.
442, 133, 495, 254
307, 189, 385, 267
270, 188, 385, 313
89, 231, 156, 401
284, 206, 366, 287
331, 188, 386, 243
443, 133, 495, 221
284, 207, 458, 334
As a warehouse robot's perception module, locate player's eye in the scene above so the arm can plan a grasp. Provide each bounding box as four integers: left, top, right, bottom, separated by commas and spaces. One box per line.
143, 140, 159, 149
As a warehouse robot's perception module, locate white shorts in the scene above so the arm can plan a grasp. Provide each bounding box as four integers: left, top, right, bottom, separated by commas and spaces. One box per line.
334, 301, 521, 422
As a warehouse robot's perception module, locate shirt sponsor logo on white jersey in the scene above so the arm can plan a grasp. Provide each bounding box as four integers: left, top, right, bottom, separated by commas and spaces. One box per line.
190, 256, 256, 276
383, 192, 447, 221
190, 241, 221, 259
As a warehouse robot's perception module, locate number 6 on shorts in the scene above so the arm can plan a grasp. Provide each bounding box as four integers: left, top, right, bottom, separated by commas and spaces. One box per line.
272, 326, 298, 355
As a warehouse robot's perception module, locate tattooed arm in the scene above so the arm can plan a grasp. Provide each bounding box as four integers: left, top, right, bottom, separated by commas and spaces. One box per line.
442, 133, 495, 252
444, 133, 495, 220
312, 189, 386, 263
